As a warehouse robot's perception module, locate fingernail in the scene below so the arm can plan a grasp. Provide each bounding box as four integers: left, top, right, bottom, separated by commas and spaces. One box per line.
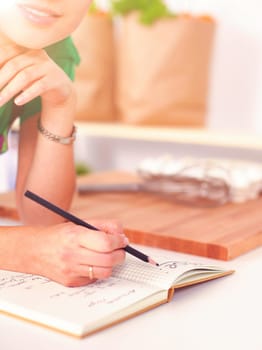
14, 94, 25, 105
124, 237, 129, 245
0, 95, 5, 106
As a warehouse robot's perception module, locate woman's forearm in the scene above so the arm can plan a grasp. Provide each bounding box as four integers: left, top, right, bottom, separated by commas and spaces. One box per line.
16, 97, 77, 225
0, 225, 38, 273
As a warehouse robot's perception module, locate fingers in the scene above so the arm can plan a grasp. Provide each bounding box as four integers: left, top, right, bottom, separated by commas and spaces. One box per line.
32, 222, 128, 287
0, 49, 41, 105
0, 46, 72, 107
0, 50, 36, 87
53, 247, 125, 287
53, 271, 111, 288
50, 239, 126, 287
90, 219, 124, 236
69, 264, 116, 281
14, 75, 48, 106
74, 246, 125, 268
62, 225, 128, 285
0, 65, 45, 106
77, 230, 129, 253
0, 50, 51, 106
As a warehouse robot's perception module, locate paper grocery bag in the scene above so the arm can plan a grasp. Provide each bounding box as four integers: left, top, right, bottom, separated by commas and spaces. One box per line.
72, 14, 116, 122
116, 14, 216, 126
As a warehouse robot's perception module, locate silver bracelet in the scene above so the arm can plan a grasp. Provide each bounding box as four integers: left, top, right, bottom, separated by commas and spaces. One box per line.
37, 118, 77, 145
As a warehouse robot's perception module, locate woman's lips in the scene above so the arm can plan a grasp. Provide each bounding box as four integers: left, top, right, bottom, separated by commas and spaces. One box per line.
17, 3, 62, 25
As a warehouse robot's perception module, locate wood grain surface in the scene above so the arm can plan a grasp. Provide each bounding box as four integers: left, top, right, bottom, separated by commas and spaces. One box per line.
1, 171, 261, 260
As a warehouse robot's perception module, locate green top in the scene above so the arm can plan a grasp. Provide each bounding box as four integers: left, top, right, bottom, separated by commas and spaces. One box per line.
0, 37, 80, 154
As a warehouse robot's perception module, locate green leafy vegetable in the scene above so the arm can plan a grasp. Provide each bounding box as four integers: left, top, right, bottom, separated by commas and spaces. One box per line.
111, 0, 175, 25
75, 162, 92, 176
88, 1, 109, 16
88, 2, 99, 14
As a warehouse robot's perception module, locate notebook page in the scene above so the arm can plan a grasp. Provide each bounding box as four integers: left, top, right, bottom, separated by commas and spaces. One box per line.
0, 270, 162, 335
113, 252, 226, 290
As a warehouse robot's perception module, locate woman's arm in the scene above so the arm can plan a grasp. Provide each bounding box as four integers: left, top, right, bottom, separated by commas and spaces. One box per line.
0, 45, 78, 224
16, 104, 76, 225
0, 45, 128, 287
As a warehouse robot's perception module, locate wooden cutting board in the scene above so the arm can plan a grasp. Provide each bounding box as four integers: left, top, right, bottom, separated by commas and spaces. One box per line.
1, 171, 262, 261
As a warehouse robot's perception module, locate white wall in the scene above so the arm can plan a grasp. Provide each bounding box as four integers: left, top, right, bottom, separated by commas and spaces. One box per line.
0, 132, 18, 192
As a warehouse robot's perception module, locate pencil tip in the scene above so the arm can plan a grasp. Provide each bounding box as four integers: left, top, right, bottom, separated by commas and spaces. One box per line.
148, 257, 159, 266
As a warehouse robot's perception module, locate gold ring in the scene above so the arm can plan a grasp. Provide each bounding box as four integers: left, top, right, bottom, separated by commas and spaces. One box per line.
88, 266, 94, 280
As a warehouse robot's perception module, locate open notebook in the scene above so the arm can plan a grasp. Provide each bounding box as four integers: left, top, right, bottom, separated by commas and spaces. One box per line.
0, 247, 233, 338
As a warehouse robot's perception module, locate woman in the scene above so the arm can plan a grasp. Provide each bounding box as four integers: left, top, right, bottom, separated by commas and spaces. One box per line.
0, 1, 127, 287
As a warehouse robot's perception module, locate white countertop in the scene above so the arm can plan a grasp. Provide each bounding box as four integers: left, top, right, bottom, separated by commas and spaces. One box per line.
1, 218, 261, 350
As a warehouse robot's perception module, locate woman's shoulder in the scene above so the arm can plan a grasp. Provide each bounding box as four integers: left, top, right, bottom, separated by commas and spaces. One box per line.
44, 37, 80, 65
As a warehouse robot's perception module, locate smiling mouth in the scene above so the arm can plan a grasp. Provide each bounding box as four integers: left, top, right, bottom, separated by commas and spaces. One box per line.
18, 3, 62, 22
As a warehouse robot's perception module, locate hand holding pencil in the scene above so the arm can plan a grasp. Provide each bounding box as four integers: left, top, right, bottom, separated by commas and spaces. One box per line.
22, 215, 127, 287
24, 190, 158, 287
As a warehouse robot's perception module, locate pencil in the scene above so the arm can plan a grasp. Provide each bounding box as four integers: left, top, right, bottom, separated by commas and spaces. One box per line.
24, 190, 159, 266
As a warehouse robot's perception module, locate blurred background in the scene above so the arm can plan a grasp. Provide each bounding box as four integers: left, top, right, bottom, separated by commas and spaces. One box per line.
73, 0, 262, 173
92, 0, 262, 132
168, 0, 262, 133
